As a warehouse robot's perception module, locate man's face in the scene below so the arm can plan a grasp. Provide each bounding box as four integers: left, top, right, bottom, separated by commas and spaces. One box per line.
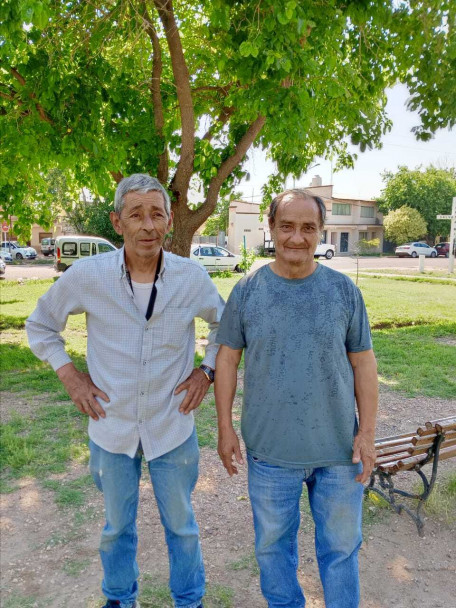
270, 195, 322, 268
110, 190, 173, 259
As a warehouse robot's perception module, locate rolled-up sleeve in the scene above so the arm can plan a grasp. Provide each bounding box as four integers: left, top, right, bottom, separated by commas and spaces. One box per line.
26, 266, 85, 371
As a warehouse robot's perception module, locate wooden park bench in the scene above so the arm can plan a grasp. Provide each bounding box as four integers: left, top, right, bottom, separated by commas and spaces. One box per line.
366, 416, 456, 536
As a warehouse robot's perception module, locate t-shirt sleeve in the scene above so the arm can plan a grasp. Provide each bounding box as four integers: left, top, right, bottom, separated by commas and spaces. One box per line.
215, 282, 246, 350
345, 286, 373, 353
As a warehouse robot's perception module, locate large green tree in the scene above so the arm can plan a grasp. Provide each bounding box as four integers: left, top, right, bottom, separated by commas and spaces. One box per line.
378, 166, 456, 243
1, 0, 455, 254
383, 206, 427, 245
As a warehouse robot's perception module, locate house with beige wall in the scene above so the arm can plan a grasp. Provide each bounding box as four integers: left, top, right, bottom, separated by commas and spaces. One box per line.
227, 176, 383, 255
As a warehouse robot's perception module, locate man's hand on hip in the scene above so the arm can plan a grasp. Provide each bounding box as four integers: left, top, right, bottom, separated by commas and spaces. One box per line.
352, 430, 376, 484
175, 368, 211, 415
218, 426, 244, 476
57, 362, 109, 421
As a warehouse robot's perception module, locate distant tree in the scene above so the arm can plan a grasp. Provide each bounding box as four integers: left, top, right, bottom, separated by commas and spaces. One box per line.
378, 166, 456, 243
202, 193, 238, 237
65, 197, 123, 247
2, 1, 455, 254
383, 207, 427, 245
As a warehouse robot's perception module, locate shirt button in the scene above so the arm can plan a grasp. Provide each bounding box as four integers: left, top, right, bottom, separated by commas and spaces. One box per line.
139, 419, 143, 424
143, 360, 147, 365
145, 327, 149, 331
140, 392, 144, 396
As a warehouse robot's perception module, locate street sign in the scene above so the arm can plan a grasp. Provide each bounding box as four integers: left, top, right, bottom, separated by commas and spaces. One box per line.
1, 221, 9, 233
436, 214, 453, 220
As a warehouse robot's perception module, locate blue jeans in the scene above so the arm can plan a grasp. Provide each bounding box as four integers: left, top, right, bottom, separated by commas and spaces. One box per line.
89, 428, 204, 608
248, 453, 363, 608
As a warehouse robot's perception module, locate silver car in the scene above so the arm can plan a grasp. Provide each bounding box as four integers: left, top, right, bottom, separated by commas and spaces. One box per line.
395, 242, 437, 258
190, 244, 242, 272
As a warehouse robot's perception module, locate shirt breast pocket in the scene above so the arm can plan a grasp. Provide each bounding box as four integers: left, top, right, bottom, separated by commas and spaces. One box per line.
158, 306, 193, 349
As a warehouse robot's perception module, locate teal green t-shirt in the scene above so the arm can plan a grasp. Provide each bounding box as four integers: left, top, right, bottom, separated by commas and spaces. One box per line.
216, 264, 373, 468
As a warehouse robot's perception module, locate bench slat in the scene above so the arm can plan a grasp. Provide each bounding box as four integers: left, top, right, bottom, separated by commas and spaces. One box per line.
375, 443, 415, 457
375, 451, 411, 466
374, 435, 416, 450
407, 437, 456, 456
412, 429, 456, 446
439, 445, 456, 461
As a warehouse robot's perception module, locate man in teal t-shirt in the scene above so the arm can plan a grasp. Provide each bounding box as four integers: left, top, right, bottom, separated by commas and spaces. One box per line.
215, 189, 378, 608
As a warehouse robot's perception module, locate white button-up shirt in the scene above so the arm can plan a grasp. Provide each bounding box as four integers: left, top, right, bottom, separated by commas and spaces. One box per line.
26, 247, 225, 460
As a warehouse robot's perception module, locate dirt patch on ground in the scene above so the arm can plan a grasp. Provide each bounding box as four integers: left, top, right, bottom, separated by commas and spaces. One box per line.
434, 337, 456, 347
1, 388, 455, 607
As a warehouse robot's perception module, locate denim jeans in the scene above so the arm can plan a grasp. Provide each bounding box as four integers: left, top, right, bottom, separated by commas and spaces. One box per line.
89, 428, 204, 608
247, 453, 363, 608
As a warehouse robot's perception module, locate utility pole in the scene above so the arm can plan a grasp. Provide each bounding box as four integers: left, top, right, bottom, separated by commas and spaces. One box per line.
436, 196, 456, 273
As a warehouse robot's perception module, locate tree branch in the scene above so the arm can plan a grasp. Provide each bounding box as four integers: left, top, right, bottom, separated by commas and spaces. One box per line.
192, 115, 266, 227
9, 66, 54, 125
110, 171, 124, 184
202, 106, 235, 142
153, 0, 194, 200
141, 1, 169, 184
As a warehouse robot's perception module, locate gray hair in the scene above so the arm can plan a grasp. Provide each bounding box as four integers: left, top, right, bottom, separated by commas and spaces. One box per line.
268, 188, 326, 229
114, 174, 171, 216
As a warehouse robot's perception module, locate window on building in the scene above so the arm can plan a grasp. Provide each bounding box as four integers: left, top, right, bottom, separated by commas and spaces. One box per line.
360, 206, 375, 218
359, 231, 368, 241
332, 203, 351, 215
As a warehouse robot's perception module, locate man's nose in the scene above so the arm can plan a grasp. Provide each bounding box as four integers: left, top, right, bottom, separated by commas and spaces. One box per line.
142, 215, 156, 230
288, 229, 306, 243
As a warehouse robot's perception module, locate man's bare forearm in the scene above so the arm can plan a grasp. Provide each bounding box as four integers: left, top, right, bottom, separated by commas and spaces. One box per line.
215, 345, 244, 475
348, 349, 378, 435
215, 345, 242, 430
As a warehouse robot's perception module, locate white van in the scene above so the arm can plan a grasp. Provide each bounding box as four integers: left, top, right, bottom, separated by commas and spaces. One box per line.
54, 235, 117, 271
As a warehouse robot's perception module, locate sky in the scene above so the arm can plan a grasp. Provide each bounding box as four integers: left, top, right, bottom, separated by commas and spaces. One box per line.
236, 84, 456, 203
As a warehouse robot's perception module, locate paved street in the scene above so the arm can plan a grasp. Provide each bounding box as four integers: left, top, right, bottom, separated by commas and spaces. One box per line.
2, 254, 453, 281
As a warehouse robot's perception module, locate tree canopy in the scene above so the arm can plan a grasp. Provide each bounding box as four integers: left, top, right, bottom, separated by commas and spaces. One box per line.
378, 166, 456, 243
1, 0, 455, 252
383, 206, 428, 245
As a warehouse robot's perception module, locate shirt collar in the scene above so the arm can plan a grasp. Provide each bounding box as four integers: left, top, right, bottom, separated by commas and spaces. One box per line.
119, 246, 167, 279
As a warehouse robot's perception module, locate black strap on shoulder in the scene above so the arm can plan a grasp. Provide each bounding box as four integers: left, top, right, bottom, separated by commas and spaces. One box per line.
145, 248, 162, 321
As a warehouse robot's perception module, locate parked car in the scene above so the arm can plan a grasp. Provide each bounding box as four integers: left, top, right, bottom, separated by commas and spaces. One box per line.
395, 242, 437, 258
0, 258, 5, 275
190, 244, 242, 272
40, 237, 55, 256
314, 242, 336, 259
54, 235, 117, 271
0, 250, 13, 263
0, 241, 37, 260
434, 242, 451, 258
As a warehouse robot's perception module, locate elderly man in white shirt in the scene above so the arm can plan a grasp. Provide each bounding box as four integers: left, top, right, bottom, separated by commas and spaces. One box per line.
26, 174, 224, 608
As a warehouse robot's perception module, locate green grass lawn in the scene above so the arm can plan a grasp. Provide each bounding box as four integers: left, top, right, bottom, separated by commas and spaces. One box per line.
1, 273, 455, 606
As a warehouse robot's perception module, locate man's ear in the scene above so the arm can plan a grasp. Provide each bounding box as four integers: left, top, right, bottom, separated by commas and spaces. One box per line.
110, 211, 123, 236
167, 211, 174, 232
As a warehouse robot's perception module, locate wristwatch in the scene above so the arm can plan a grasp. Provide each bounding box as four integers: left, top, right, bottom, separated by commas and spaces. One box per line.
199, 364, 215, 383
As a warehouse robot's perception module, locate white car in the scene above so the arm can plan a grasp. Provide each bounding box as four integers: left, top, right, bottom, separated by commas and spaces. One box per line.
0, 258, 5, 275
0, 241, 37, 260
314, 243, 336, 259
0, 250, 13, 263
190, 244, 242, 272
395, 242, 437, 258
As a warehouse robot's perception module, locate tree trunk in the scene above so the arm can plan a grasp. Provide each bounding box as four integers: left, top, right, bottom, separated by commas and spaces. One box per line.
170, 202, 195, 257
